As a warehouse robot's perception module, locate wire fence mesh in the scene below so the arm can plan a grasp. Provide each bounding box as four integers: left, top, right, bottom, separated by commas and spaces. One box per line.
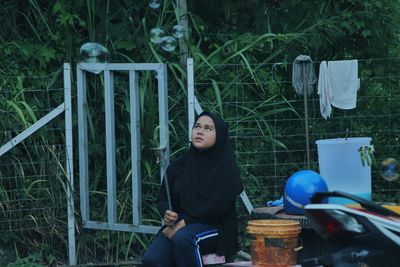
0, 58, 399, 263
0, 69, 68, 241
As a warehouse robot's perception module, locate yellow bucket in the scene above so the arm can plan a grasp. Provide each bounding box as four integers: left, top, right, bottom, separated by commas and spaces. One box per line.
247, 219, 301, 267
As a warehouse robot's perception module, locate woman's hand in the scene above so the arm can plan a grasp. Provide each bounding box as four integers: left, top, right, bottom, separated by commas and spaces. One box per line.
162, 219, 186, 239
163, 210, 178, 226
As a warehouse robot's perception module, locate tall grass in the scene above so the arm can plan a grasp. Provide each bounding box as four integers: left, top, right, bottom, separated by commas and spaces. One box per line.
3, 0, 400, 265
0, 65, 71, 265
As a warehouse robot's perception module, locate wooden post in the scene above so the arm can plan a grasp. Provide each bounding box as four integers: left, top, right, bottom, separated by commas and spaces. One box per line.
302, 62, 311, 169
176, 0, 189, 65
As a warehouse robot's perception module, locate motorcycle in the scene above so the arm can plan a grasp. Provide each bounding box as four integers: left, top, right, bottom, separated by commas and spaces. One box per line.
301, 191, 400, 267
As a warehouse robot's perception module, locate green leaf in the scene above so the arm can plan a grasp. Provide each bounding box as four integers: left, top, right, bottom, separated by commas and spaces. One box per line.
211, 79, 223, 116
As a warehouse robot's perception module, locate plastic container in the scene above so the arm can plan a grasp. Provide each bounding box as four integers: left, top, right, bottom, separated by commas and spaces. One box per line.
316, 137, 372, 204
247, 219, 301, 266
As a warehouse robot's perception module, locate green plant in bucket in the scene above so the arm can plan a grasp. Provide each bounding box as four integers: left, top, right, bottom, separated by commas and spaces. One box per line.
358, 145, 375, 167
358, 145, 399, 182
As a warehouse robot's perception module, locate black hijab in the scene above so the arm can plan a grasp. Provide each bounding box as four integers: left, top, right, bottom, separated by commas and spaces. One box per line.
177, 111, 243, 220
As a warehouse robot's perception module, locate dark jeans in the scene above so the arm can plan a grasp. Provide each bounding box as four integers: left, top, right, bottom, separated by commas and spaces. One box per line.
142, 222, 218, 267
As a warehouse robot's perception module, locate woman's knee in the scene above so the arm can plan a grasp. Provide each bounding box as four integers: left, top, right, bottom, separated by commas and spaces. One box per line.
142, 248, 165, 267
171, 230, 193, 249
141, 254, 161, 267
141, 254, 156, 267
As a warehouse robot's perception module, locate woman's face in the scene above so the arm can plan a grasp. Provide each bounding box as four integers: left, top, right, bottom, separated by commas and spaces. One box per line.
191, 115, 216, 150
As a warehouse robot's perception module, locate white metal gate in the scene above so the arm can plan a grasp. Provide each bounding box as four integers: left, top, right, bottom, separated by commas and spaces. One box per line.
76, 63, 168, 235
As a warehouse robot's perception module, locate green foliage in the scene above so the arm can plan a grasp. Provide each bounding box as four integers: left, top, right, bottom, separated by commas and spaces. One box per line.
190, 0, 400, 59
1, 0, 400, 265
6, 253, 52, 267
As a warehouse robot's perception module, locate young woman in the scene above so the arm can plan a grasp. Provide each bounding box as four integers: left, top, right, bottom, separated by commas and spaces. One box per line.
142, 111, 243, 267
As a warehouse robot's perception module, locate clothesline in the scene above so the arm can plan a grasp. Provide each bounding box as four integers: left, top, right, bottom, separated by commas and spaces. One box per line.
199, 56, 400, 67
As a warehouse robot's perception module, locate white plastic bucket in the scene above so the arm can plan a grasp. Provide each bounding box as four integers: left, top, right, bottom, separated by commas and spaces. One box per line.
316, 137, 372, 204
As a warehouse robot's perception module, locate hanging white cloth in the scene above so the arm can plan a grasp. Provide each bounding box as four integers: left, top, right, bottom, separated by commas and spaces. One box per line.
317, 60, 360, 119
329, 60, 360, 109
317, 61, 332, 119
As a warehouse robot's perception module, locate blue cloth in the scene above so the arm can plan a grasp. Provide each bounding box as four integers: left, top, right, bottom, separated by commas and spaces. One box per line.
142, 222, 218, 267
266, 196, 283, 207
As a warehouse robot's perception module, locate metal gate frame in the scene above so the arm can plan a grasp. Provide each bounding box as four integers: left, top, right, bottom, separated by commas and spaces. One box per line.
76, 63, 168, 235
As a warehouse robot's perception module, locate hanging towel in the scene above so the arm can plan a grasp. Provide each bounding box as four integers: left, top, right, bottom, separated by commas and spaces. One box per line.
328, 60, 360, 109
317, 59, 360, 119
317, 61, 332, 119
292, 55, 317, 96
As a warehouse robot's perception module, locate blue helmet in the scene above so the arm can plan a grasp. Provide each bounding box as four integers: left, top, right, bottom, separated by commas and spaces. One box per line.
283, 170, 329, 215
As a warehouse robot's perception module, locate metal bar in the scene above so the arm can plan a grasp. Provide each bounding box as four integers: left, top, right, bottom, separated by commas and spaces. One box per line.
104, 70, 117, 224
83, 221, 160, 234
64, 63, 77, 265
78, 63, 164, 72
0, 103, 64, 157
194, 97, 203, 114
187, 58, 195, 141
240, 191, 254, 214
157, 64, 172, 224
58, 261, 141, 267
158, 65, 170, 178
130, 70, 141, 226
187, 58, 203, 133
77, 66, 90, 222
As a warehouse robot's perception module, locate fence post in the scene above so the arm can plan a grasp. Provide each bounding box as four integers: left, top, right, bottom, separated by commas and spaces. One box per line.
64, 63, 77, 265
